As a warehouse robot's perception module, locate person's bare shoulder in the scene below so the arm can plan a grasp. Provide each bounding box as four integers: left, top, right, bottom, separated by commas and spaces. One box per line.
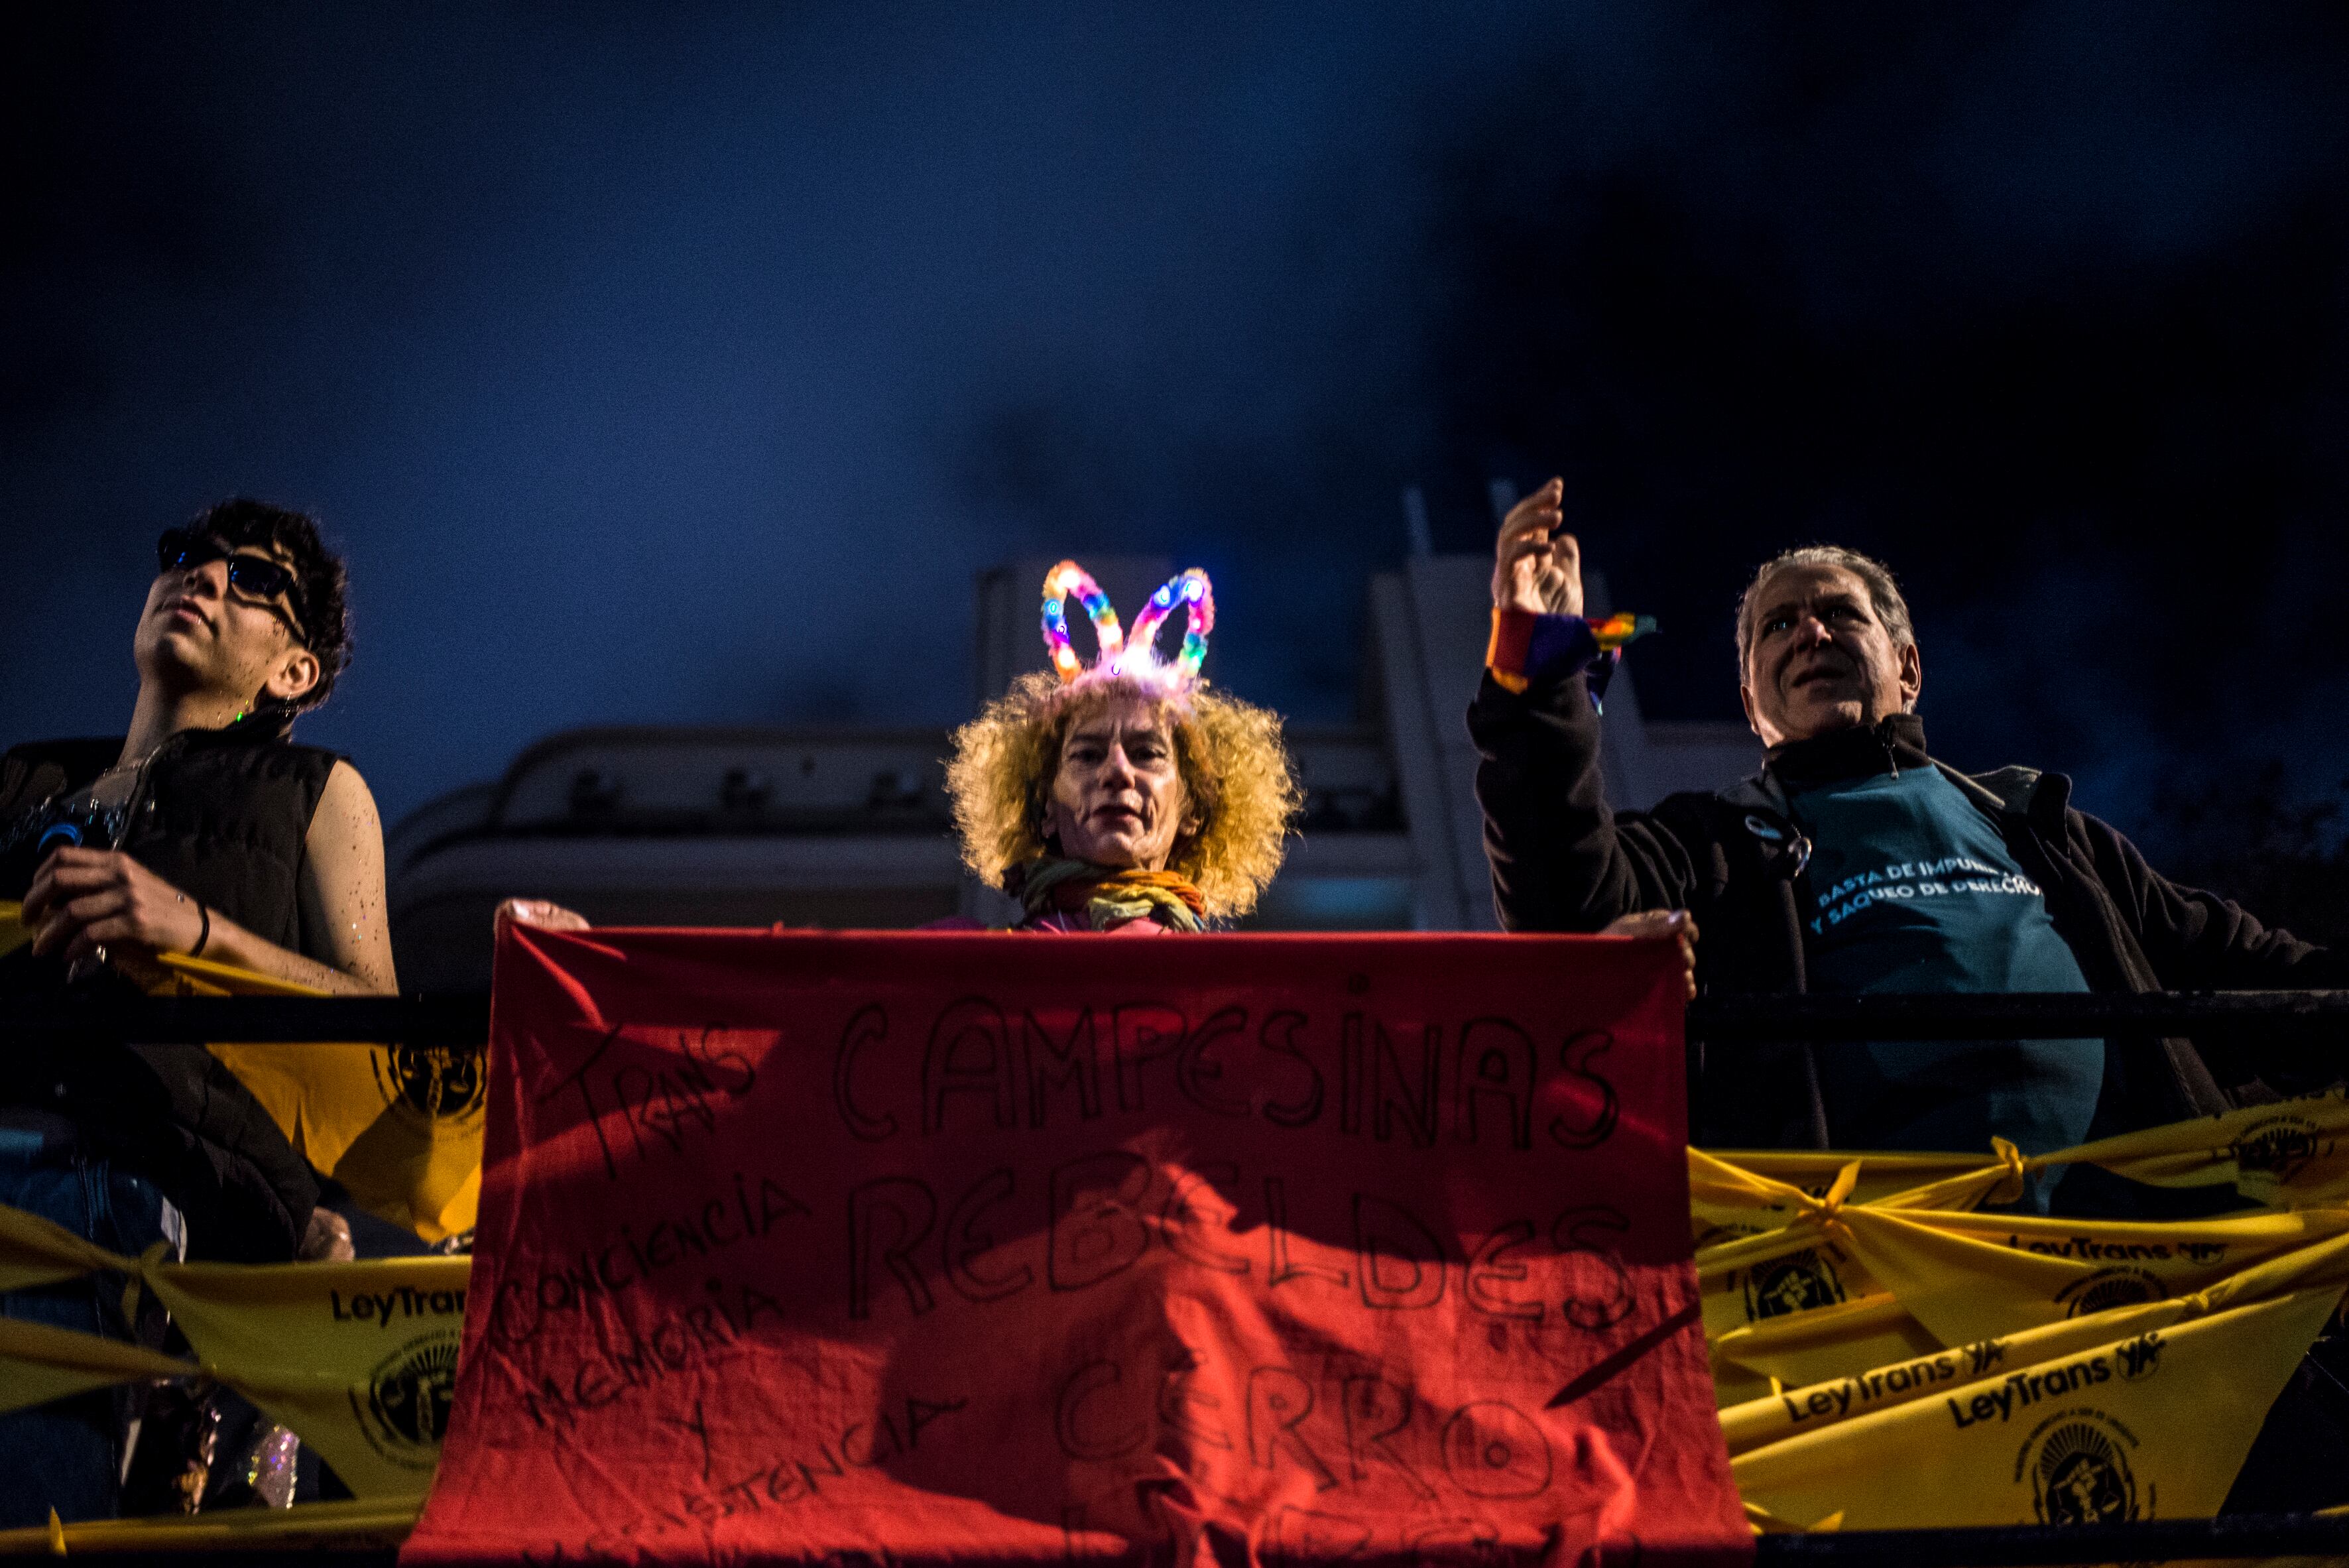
304, 760, 397, 991
314, 759, 384, 837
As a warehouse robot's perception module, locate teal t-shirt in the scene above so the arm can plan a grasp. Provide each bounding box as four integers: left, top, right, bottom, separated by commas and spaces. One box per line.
1789, 765, 2101, 1164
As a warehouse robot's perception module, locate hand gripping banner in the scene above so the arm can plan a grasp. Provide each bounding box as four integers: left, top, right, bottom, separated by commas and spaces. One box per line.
404, 929, 1747, 1566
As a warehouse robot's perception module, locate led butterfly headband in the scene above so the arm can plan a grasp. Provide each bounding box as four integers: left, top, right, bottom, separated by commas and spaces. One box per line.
1042, 560, 1216, 687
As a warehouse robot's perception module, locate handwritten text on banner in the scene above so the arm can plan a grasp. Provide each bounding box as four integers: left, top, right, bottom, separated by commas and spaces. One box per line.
405, 930, 1743, 1565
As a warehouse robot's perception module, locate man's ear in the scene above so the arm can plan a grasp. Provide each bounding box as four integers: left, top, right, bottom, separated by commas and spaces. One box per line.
1738, 682, 1761, 738
1897, 642, 1923, 713
263, 646, 322, 705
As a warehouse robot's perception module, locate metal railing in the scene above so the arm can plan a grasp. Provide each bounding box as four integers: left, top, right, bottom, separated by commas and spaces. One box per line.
1, 989, 491, 1044
1750, 1515, 2349, 1564
1689, 989, 2349, 1042
9, 987, 2349, 1048
4, 986, 2344, 1563
35, 1517, 2349, 1568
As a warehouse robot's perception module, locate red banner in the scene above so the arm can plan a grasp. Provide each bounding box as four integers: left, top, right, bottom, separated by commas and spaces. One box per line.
405, 929, 1744, 1565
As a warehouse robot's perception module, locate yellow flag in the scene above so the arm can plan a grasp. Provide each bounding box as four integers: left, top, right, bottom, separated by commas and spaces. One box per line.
3, 936, 484, 1238
1693, 1152, 2349, 1412
1692, 1146, 2010, 1245
1691, 1148, 2349, 1350
1700, 1230, 1888, 1351
144, 1254, 471, 1498
1721, 1297, 2190, 1457
1831, 1203, 2349, 1349
1696, 1085, 2349, 1229
1712, 1294, 1941, 1410
1721, 1226, 2349, 1455
1, 1198, 469, 1498
1732, 1285, 2342, 1528
1695, 1161, 1890, 1351
0, 1201, 131, 1296
0, 1315, 196, 1417
2050, 1087, 2349, 1211
134, 951, 484, 1242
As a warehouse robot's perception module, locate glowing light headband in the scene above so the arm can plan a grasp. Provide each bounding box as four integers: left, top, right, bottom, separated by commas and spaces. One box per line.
1041, 560, 1216, 686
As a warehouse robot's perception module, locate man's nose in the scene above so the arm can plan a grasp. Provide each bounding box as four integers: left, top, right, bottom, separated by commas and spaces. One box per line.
1098, 745, 1138, 783
185, 559, 227, 597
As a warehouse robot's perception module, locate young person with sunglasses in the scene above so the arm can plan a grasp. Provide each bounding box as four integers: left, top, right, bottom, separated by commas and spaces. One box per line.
0, 499, 394, 1524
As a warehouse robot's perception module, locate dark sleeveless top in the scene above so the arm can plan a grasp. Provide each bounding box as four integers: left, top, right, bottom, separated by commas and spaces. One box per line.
0, 717, 341, 1260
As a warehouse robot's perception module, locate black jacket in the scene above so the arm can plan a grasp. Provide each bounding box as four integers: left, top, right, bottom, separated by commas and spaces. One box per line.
0, 717, 339, 1260
1469, 669, 2340, 1150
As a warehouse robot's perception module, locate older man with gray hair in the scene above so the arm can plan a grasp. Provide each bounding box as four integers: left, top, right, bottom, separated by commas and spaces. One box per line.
1470, 477, 2336, 1193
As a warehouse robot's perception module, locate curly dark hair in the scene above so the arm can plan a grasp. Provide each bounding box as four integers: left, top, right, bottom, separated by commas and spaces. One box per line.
184, 497, 352, 713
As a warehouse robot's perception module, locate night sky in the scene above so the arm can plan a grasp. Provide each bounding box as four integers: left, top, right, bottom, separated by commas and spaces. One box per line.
7, 3, 2347, 863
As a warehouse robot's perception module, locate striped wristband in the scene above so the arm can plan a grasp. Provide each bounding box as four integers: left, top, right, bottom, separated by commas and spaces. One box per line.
1485, 607, 1603, 694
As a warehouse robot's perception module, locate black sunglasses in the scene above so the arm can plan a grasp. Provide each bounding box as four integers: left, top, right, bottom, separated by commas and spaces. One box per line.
156, 528, 310, 642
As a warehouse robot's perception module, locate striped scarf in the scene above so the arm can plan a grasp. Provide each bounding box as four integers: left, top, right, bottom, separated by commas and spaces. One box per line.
1012, 858, 1207, 933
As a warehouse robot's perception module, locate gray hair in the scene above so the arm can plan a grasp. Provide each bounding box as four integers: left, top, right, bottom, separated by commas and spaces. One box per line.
1734, 544, 1916, 673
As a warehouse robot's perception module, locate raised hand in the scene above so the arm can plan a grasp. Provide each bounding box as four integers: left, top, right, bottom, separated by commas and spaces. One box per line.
23, 847, 208, 963
1490, 477, 1582, 618
497, 898, 592, 932
1598, 908, 1700, 998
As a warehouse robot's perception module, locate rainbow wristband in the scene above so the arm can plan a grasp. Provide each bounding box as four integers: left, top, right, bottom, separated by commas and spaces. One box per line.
1486, 607, 1656, 697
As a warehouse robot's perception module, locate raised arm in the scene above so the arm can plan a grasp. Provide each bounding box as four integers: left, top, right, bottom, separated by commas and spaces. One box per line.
1468, 479, 1703, 931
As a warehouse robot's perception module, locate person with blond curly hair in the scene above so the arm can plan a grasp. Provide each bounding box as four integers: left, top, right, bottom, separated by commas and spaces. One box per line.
947, 563, 1297, 933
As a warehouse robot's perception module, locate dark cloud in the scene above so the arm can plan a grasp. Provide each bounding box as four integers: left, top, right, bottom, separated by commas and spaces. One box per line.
3, 2, 2344, 865
1396, 0, 2349, 835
